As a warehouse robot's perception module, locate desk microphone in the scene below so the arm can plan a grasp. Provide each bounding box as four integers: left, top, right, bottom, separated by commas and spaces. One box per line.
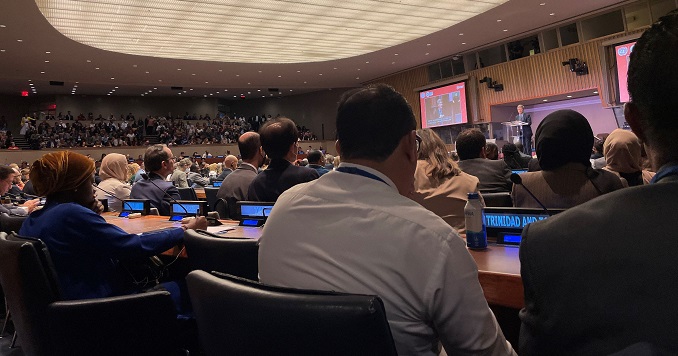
92, 184, 133, 211
140, 173, 188, 215
510, 173, 552, 216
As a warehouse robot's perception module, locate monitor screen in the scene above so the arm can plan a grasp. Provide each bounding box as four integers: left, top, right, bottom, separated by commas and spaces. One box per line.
123, 200, 145, 211
420, 82, 468, 128
212, 181, 222, 187
172, 203, 201, 215
511, 169, 528, 175
240, 204, 274, 218
615, 41, 635, 103
484, 211, 549, 230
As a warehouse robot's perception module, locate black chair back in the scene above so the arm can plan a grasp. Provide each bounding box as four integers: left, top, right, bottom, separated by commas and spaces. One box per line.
186, 271, 397, 356
183, 229, 258, 280
203, 187, 219, 212
177, 187, 198, 200
213, 198, 229, 220
0, 232, 58, 356
0, 213, 27, 234
482, 192, 513, 207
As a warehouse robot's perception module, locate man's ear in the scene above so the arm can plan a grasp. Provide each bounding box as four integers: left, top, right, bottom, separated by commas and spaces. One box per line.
625, 102, 646, 142
402, 131, 417, 163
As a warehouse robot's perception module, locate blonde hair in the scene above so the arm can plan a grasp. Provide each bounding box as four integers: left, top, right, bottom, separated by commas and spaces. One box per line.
127, 163, 140, 181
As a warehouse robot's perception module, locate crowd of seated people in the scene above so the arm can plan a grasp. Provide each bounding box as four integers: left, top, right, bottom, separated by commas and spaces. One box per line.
4, 111, 319, 150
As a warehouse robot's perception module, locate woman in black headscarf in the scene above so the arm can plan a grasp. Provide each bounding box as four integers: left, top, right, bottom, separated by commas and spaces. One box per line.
512, 110, 624, 209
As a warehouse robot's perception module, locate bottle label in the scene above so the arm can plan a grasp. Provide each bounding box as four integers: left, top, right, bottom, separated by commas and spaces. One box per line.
467, 230, 488, 249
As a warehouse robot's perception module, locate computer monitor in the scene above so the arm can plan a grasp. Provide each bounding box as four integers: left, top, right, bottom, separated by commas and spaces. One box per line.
511, 169, 528, 175
237, 201, 274, 227
168, 200, 207, 221
212, 181, 222, 187
119, 199, 150, 216
483, 207, 564, 246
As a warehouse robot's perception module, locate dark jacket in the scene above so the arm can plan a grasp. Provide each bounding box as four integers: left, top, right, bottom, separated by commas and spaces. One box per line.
247, 159, 319, 202
129, 172, 180, 216
457, 158, 512, 193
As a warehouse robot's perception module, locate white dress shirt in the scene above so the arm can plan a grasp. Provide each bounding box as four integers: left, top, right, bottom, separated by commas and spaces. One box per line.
259, 162, 515, 356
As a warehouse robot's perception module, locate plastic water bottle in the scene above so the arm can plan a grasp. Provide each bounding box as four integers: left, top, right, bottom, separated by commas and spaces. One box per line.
465, 192, 487, 250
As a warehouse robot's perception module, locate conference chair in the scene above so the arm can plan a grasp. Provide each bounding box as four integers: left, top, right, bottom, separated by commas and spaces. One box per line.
183, 229, 258, 281
0, 213, 27, 234
213, 198, 229, 220
0, 232, 182, 356
177, 187, 198, 201
482, 192, 513, 207
186, 270, 398, 356
203, 187, 219, 212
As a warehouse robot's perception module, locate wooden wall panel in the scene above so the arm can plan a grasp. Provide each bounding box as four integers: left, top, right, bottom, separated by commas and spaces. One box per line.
368, 29, 646, 126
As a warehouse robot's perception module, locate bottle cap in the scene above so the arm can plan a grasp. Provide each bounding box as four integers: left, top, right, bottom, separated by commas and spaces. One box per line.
467, 192, 480, 199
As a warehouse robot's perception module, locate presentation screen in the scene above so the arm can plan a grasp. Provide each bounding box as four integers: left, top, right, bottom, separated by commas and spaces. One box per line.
419, 82, 468, 128
615, 41, 635, 103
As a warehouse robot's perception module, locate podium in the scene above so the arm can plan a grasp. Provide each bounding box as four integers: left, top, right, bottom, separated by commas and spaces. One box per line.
501, 121, 529, 145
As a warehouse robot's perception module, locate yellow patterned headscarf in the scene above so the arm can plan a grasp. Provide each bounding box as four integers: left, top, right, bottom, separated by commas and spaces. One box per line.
30, 151, 95, 196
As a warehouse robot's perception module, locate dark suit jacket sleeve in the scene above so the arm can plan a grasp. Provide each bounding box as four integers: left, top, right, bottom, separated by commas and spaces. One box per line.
501, 161, 513, 191
525, 113, 532, 126
518, 223, 541, 355
165, 185, 181, 201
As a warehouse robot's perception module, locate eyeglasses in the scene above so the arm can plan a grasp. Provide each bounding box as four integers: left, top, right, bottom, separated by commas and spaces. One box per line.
415, 134, 422, 153
167, 156, 176, 162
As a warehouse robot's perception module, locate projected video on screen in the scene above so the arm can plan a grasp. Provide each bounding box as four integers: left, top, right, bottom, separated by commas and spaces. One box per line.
420, 82, 468, 128
615, 41, 635, 103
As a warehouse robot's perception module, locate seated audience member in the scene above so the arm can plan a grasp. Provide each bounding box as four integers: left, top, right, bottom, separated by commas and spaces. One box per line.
127, 162, 140, 185
94, 153, 131, 212
0, 166, 39, 215
171, 158, 191, 188
456, 129, 513, 193
187, 164, 210, 188
603, 128, 655, 186
485, 142, 499, 160
20, 151, 206, 301
11, 168, 25, 193
130, 144, 181, 216
324, 154, 335, 170
520, 11, 678, 354
215, 155, 238, 181
412, 128, 481, 234
258, 84, 515, 355
132, 162, 145, 184
216, 132, 265, 218
591, 133, 609, 169
502, 143, 530, 169
512, 110, 624, 209
307, 150, 330, 176
247, 117, 319, 202
515, 142, 534, 160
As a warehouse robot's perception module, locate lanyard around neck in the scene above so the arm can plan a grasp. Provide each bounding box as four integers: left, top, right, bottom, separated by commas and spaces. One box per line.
336, 166, 388, 186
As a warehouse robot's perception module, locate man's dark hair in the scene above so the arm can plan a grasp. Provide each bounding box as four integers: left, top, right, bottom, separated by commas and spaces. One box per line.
336, 84, 416, 162
307, 150, 324, 164
238, 132, 261, 160
259, 117, 298, 160
628, 9, 678, 151
144, 144, 169, 172
456, 129, 486, 160
0, 166, 14, 180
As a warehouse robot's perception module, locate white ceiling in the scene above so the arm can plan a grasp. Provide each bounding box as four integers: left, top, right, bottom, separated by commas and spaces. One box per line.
0, 0, 628, 99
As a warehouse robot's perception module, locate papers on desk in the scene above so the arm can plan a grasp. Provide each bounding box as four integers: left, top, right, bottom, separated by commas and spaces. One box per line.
205, 226, 236, 235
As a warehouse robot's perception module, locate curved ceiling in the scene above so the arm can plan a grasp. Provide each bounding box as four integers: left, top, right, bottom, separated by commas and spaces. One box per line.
37, 0, 507, 63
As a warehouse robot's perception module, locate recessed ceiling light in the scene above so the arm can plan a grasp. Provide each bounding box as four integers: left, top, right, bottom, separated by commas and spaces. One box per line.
0, 25, 5, 28
132, 64, 137, 67
259, 70, 263, 73
296, 70, 300, 73
540, 3, 546, 5
426, 43, 431, 46
247, 82, 251, 85
357, 68, 361, 71
216, 91, 219, 93
234, 95, 237, 98
459, 33, 463, 36
543, 99, 548, 102
262, 96, 265, 98
319, 73, 323, 76
365, 61, 369, 64
0, 49, 5, 52
235, 74, 240, 77
177, 68, 181, 71
394, 53, 399, 56
45, 51, 51, 54
290, 89, 293, 92
86, 59, 91, 62
209, 94, 213, 96
192, 73, 196, 76
497, 19, 502, 22
158, 79, 162, 82
391, 61, 395, 64
219, 69, 223, 72
178, 93, 182, 95
114, 86, 118, 88
462, 42, 466, 45
148, 90, 152, 93
145, 71, 149, 74
278, 75, 282, 77
567, 95, 572, 98
189, 88, 193, 91
356, 77, 360, 79
248, 91, 251, 94
110, 77, 114, 80
205, 81, 209, 83
40, 71, 45, 74
425, 53, 429, 55
304, 81, 307, 84
593, 91, 599, 94
107, 94, 110, 96
503, 29, 508, 32
550, 13, 555, 16
224, 89, 228, 91
16, 39, 22, 42
95, 67, 100, 69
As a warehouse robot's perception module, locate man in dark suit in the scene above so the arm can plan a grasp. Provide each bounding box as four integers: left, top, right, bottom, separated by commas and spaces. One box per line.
130, 144, 180, 216
519, 10, 678, 355
247, 117, 319, 202
214, 155, 238, 182
515, 104, 532, 155
456, 129, 512, 193
216, 132, 264, 219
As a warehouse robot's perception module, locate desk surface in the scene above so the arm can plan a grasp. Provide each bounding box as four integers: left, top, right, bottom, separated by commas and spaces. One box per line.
104, 213, 523, 308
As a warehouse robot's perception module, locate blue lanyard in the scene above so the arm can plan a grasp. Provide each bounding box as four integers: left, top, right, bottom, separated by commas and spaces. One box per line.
651, 163, 678, 184
336, 167, 389, 186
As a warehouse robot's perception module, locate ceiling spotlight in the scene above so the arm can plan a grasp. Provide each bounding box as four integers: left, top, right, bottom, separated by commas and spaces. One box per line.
111, 77, 115, 79
543, 99, 548, 102
16, 39, 22, 42
95, 67, 100, 70
550, 13, 555, 16
45, 51, 51, 54
145, 71, 150, 74
86, 59, 91, 62
40, 71, 45, 74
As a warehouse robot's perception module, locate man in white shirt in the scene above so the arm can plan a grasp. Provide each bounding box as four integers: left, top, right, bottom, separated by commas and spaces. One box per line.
258, 84, 515, 356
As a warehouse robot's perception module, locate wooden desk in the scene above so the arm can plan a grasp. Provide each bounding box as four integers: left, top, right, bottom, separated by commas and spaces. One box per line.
104, 214, 523, 308
194, 188, 206, 200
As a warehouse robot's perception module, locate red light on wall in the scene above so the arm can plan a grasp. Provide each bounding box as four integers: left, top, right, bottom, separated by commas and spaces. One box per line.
48, 104, 57, 110
21, 91, 28, 97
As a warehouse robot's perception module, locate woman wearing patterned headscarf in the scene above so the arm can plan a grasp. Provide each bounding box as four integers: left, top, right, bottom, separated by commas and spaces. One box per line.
94, 153, 131, 212
512, 110, 624, 209
19, 151, 206, 302
603, 129, 656, 186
